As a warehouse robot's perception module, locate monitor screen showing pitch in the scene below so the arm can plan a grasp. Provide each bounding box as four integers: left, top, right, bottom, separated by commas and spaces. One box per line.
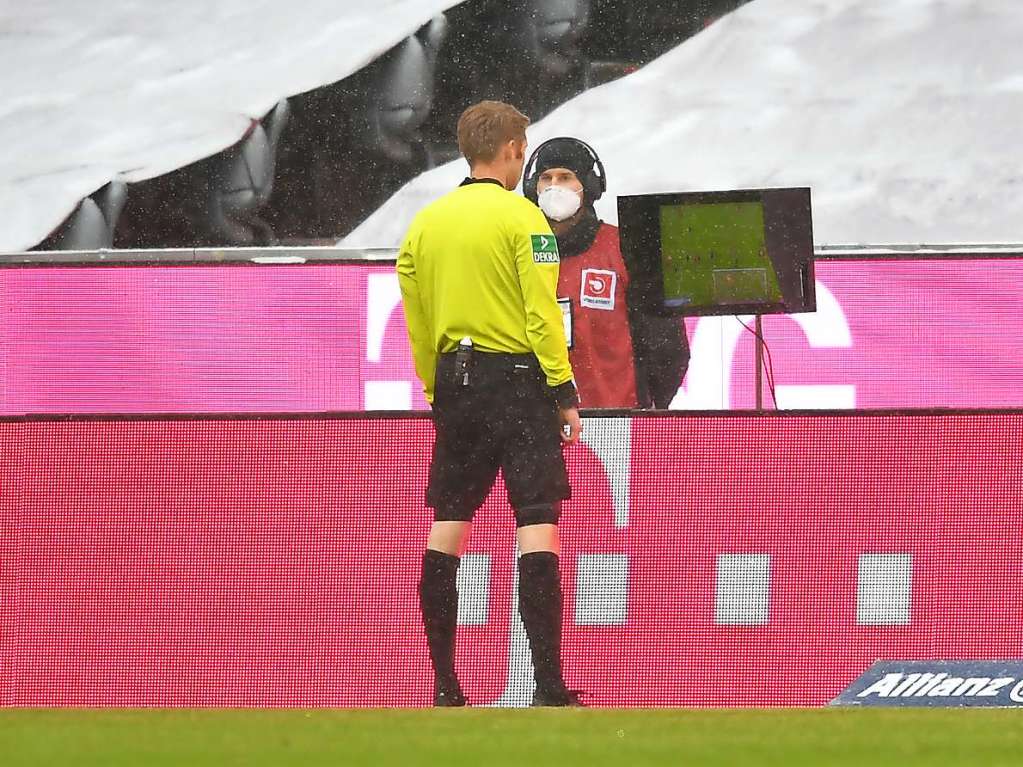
618, 188, 815, 318
659, 200, 782, 309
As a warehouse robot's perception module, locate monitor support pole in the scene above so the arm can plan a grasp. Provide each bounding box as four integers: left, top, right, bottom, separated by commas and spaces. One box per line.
754, 315, 765, 411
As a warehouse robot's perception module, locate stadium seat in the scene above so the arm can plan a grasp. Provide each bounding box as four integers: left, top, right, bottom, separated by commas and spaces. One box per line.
201, 99, 291, 245
42, 180, 128, 250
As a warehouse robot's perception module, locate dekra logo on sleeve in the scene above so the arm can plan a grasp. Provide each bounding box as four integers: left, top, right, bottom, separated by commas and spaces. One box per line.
531, 234, 560, 264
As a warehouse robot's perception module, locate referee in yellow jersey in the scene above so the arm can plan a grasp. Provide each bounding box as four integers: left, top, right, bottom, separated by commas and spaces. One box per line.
397, 100, 583, 707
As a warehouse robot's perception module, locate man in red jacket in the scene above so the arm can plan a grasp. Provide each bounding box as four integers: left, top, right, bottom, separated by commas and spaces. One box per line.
523, 137, 688, 408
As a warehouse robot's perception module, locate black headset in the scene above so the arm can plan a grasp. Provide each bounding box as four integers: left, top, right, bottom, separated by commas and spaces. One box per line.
522, 137, 607, 204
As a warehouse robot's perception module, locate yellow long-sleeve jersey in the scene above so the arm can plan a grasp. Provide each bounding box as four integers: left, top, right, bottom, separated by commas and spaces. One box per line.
396, 178, 574, 404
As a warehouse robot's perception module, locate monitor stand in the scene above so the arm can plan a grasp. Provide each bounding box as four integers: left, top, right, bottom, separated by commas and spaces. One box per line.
754, 315, 766, 411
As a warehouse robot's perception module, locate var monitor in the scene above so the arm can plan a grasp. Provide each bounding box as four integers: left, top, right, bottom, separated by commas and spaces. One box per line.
617, 188, 816, 317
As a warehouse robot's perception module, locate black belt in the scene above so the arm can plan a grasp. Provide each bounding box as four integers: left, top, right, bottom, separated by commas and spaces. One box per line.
436, 351, 577, 408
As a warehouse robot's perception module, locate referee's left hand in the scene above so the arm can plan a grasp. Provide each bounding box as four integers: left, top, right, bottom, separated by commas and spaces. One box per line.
559, 406, 582, 444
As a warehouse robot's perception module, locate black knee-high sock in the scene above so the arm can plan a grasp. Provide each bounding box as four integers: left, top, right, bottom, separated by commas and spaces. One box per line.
418, 550, 460, 687
518, 551, 565, 694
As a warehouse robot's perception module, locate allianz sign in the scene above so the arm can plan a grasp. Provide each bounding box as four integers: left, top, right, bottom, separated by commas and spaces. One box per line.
832, 661, 1023, 707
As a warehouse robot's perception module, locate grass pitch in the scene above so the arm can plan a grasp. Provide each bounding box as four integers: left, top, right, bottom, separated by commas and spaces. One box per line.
2, 708, 1022, 766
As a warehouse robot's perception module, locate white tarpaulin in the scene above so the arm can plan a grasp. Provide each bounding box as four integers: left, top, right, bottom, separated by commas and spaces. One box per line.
344, 0, 1023, 246
0, 0, 464, 251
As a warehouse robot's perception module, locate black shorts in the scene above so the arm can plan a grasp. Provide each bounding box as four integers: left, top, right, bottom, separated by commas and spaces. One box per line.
426, 351, 571, 526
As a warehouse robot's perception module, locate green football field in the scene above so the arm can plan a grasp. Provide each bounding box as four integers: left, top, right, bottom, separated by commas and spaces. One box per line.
2, 708, 1023, 766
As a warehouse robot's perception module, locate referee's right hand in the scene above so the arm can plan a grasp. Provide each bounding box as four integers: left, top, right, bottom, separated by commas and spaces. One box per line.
559, 407, 582, 444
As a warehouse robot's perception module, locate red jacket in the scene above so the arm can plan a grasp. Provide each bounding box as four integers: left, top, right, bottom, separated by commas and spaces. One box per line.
557, 223, 639, 408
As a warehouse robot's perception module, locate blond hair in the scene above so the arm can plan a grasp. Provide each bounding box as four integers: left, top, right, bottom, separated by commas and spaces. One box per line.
456, 100, 530, 167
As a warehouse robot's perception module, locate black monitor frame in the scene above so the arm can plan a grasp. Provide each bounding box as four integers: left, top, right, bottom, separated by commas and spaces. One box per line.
618, 187, 816, 317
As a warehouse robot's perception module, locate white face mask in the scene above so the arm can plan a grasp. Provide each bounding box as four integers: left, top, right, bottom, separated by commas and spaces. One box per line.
537, 185, 582, 222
